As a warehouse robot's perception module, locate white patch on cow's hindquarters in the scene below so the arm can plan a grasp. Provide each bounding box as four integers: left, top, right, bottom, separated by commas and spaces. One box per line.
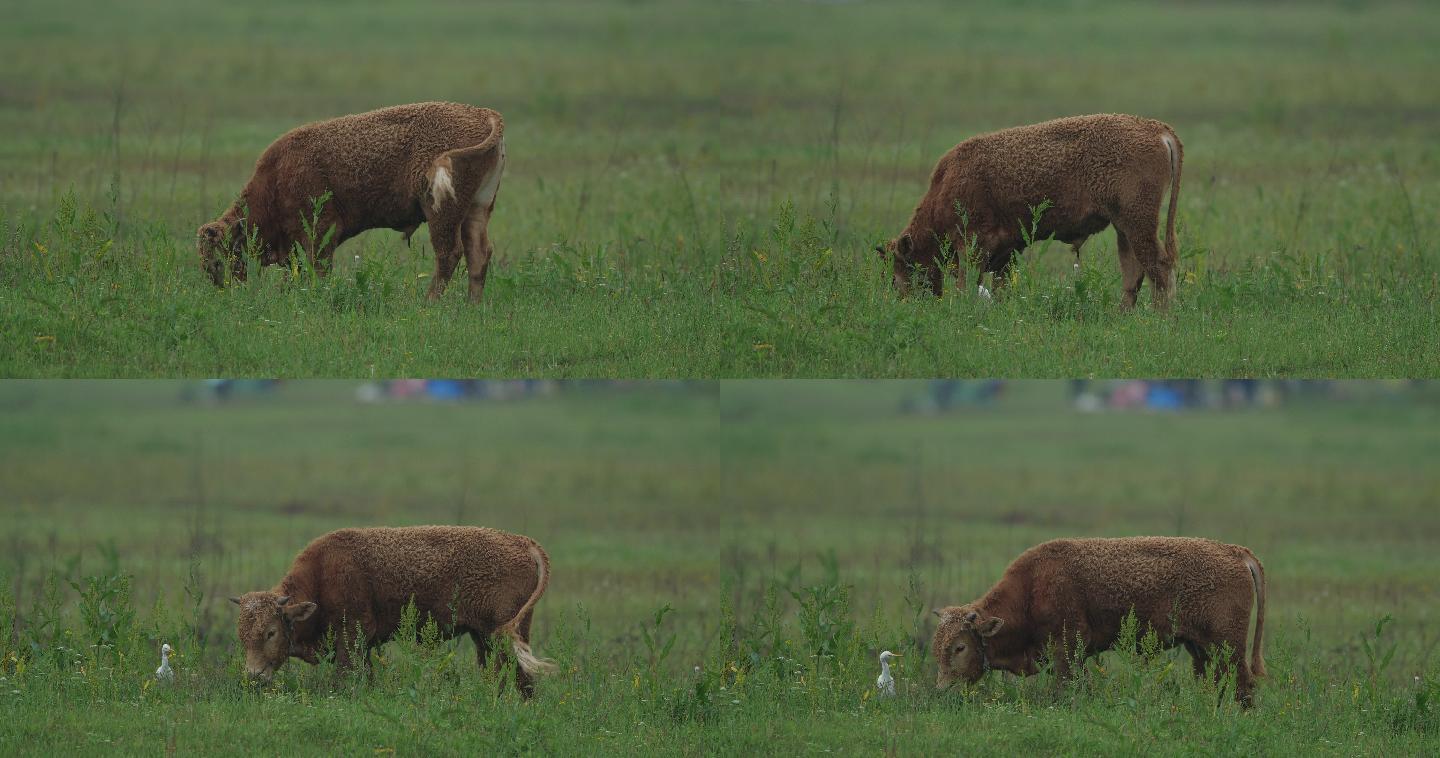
430, 166, 455, 212
474, 138, 505, 208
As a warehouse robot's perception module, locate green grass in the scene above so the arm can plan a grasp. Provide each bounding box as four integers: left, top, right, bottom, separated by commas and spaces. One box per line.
2, 381, 1438, 753
2, 1, 1438, 376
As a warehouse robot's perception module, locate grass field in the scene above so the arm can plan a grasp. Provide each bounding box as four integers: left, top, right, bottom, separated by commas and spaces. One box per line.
2, 381, 1438, 753
2, 1, 1437, 377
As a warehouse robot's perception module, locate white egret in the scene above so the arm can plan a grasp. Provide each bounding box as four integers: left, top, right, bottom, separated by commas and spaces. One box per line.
977, 284, 993, 301
155, 643, 175, 682
876, 650, 901, 697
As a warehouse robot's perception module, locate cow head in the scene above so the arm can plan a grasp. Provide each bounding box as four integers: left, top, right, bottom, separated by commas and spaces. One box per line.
931, 605, 1004, 690
876, 233, 939, 297
196, 217, 251, 286
229, 591, 317, 682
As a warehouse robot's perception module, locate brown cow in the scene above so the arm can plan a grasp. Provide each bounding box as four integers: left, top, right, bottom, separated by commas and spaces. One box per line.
230, 526, 554, 697
931, 537, 1265, 705
879, 114, 1183, 309
198, 101, 506, 302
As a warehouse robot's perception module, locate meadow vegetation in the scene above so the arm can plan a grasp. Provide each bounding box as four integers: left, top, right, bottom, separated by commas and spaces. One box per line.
2, 0, 1437, 376
1, 381, 1437, 753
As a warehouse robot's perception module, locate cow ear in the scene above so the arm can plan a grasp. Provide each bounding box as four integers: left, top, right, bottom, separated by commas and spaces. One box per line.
898, 233, 913, 257
976, 617, 1004, 637
229, 596, 242, 605
284, 602, 317, 622
932, 608, 943, 618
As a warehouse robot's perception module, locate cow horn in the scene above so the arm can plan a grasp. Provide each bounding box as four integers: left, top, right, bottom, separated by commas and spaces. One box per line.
229, 596, 241, 605
276, 595, 291, 605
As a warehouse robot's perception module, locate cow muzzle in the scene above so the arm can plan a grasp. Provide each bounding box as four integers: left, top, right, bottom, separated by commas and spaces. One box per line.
203, 258, 226, 287
893, 271, 913, 297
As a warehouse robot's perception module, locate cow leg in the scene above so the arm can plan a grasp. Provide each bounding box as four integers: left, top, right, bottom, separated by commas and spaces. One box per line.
1113, 228, 1144, 309
1050, 650, 1073, 681
458, 144, 504, 304
314, 234, 342, 279
1233, 649, 1255, 707
1115, 205, 1171, 309
333, 642, 354, 674
333, 628, 372, 678
944, 251, 966, 293
1186, 634, 1255, 707
466, 626, 536, 700
1183, 640, 1210, 678
422, 177, 471, 302
457, 220, 476, 294
425, 215, 464, 301
900, 253, 946, 298
1208, 640, 1253, 707
299, 209, 344, 278
512, 610, 536, 700
973, 227, 1020, 296
937, 230, 973, 294
363, 642, 378, 681
924, 259, 944, 297
1219, 620, 1257, 707
463, 202, 497, 304
1047, 622, 1089, 684
469, 629, 491, 670
986, 248, 1021, 292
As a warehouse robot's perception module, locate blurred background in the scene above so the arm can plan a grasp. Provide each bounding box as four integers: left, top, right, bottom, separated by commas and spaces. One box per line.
2, 380, 1436, 674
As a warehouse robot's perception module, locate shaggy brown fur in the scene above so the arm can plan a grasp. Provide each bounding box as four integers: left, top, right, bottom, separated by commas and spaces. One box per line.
198, 102, 506, 302
932, 537, 1266, 705
880, 114, 1183, 309
230, 526, 553, 697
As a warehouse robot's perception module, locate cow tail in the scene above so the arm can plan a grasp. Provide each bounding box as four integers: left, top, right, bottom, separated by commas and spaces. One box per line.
426, 110, 506, 214
1161, 129, 1183, 272
499, 541, 556, 676
1244, 549, 1267, 678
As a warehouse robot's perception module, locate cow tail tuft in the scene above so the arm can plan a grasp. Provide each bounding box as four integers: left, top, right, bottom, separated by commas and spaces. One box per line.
500, 543, 556, 676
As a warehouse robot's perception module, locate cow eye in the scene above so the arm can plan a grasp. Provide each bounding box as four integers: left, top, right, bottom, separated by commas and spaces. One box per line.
955, 644, 965, 653
267, 629, 276, 639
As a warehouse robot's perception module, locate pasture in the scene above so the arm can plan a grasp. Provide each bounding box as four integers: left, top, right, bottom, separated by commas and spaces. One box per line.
2, 0, 1438, 377
2, 381, 1437, 753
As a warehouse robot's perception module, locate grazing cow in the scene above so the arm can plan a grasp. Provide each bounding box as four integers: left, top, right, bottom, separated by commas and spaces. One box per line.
932, 537, 1266, 705
230, 526, 554, 697
879, 114, 1183, 309
198, 101, 506, 302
